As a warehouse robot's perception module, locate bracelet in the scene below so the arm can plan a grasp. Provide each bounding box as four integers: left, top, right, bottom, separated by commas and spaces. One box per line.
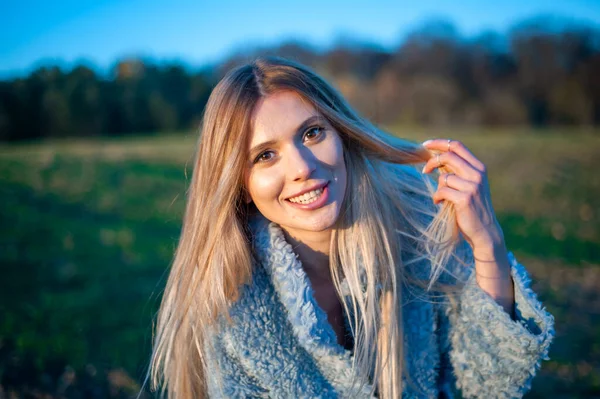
475, 272, 511, 280
473, 255, 498, 263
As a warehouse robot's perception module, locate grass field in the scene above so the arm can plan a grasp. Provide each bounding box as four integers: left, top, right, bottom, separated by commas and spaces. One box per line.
0, 128, 598, 397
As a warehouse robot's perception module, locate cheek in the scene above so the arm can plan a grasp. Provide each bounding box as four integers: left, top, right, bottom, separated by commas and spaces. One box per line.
315, 135, 346, 177
328, 137, 348, 198
247, 169, 284, 204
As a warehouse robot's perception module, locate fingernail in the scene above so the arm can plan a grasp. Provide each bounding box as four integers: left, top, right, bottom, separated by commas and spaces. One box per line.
421, 165, 427, 173
422, 140, 432, 146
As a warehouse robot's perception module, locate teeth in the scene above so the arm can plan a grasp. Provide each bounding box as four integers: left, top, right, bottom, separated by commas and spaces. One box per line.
288, 188, 324, 204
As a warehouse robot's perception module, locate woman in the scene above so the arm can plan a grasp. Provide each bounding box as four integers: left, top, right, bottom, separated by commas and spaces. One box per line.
149, 56, 554, 398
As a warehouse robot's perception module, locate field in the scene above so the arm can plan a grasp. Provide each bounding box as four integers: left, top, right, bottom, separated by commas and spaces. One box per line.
0, 128, 599, 397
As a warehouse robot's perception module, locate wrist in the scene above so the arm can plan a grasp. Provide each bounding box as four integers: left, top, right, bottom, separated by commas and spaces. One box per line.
473, 242, 506, 263
473, 240, 511, 280
472, 221, 506, 260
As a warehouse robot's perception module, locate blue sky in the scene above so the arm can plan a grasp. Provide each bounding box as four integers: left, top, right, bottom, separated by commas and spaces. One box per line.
2, 0, 599, 78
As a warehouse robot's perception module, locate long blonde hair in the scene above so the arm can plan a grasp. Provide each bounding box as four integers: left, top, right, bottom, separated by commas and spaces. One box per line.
149, 56, 468, 398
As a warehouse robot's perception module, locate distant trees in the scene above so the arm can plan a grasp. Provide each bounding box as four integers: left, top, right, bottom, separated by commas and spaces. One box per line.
1, 16, 599, 142
319, 18, 600, 127
0, 60, 213, 142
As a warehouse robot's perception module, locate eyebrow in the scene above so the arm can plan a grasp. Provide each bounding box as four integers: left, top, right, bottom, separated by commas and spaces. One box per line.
249, 115, 325, 158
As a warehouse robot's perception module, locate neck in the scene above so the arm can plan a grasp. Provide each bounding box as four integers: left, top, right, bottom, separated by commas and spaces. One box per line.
282, 228, 332, 282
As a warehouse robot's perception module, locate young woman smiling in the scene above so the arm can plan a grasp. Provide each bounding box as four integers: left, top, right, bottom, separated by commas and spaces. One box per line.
148, 57, 554, 398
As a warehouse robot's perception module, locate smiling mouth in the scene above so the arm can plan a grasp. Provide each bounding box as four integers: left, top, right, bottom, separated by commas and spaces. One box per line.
287, 187, 325, 204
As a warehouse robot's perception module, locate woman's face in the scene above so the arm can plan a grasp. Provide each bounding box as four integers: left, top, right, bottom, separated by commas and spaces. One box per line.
244, 90, 347, 238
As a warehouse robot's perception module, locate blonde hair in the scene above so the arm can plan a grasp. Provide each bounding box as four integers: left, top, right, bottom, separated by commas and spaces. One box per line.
149, 56, 469, 398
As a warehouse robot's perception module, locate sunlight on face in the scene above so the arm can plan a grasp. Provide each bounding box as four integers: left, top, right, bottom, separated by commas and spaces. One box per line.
244, 91, 347, 239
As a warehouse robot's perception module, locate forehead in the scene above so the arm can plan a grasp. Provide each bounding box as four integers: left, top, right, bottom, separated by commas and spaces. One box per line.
250, 91, 318, 144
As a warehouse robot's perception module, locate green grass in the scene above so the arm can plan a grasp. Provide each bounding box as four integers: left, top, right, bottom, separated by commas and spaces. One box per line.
1, 128, 599, 397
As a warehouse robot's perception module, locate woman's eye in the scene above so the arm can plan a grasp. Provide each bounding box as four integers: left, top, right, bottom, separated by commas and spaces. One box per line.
304, 126, 325, 141
254, 151, 274, 164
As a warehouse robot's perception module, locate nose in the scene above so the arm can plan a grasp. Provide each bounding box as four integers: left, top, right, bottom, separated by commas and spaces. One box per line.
286, 145, 316, 182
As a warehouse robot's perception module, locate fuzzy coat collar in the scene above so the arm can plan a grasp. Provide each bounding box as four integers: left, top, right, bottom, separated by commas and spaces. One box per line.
248, 214, 440, 397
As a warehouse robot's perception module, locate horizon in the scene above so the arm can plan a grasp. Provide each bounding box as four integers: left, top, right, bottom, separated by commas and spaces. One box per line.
2, 0, 600, 79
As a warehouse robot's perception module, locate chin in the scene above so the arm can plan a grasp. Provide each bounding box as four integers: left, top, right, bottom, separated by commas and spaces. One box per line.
299, 220, 335, 233
293, 208, 340, 232
258, 200, 342, 235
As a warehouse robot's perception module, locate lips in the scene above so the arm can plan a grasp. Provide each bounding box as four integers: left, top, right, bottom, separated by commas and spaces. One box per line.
287, 186, 324, 204
284, 181, 328, 201
284, 183, 330, 210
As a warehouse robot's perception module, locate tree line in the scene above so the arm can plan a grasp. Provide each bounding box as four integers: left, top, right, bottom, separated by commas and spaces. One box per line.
1, 17, 599, 142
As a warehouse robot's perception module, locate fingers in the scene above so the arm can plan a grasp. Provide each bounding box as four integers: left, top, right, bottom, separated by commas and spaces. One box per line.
438, 172, 476, 191
422, 139, 486, 173
433, 174, 483, 207
421, 138, 489, 206
422, 151, 482, 183
432, 185, 467, 206
433, 173, 478, 205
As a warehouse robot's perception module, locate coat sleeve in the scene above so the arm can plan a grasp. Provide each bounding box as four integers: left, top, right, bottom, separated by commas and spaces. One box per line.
436, 250, 555, 399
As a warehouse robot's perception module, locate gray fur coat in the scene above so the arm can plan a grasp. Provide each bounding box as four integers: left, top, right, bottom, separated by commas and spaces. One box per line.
204, 215, 554, 398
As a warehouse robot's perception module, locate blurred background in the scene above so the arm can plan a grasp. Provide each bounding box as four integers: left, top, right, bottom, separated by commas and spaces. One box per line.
1, 0, 599, 397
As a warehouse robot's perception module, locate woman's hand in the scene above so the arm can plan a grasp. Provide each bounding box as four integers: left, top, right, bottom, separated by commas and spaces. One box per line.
421, 138, 515, 317
421, 138, 503, 252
